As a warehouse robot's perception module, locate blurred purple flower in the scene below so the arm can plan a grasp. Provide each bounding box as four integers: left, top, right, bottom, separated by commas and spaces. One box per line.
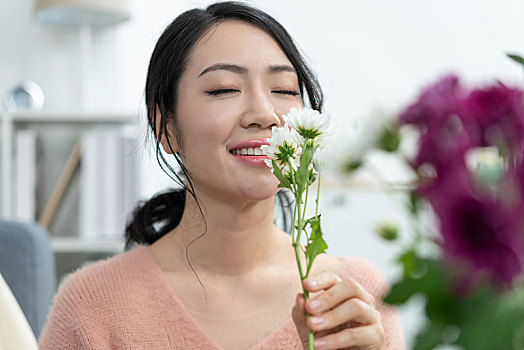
462, 83, 524, 156
399, 74, 473, 171
508, 153, 524, 211
398, 74, 524, 289
399, 74, 463, 127
428, 191, 524, 288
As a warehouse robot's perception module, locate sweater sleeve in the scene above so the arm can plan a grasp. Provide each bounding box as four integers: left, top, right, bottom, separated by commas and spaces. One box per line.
336, 257, 406, 350
38, 275, 89, 350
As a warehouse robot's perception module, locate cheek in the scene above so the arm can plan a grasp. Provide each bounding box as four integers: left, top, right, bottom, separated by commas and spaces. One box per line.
176, 117, 230, 169
275, 99, 305, 116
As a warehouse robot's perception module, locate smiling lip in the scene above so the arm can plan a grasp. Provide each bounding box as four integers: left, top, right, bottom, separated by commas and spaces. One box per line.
229, 139, 270, 166
230, 139, 270, 151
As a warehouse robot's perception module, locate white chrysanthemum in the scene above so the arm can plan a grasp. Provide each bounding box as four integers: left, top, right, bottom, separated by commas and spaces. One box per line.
260, 126, 304, 162
283, 107, 332, 148
265, 158, 300, 176
261, 126, 303, 168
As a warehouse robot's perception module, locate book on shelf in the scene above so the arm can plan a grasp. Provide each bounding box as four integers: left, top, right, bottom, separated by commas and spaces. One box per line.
10, 125, 138, 244
79, 129, 138, 241
14, 129, 38, 222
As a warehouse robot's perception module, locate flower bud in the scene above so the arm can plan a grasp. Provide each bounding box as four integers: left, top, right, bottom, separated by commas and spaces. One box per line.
375, 222, 399, 241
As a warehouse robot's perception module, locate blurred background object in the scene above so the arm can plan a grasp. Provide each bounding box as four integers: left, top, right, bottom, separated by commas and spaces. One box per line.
0, 220, 55, 342
3, 81, 45, 113
33, 0, 130, 110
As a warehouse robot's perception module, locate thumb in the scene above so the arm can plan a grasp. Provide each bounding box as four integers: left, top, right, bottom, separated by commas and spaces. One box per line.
291, 293, 310, 348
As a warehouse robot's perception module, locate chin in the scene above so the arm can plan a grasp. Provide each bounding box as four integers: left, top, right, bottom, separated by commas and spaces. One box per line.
241, 188, 279, 201
239, 181, 280, 201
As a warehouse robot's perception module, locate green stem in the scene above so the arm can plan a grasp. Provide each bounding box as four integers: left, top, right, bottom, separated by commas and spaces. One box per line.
292, 196, 297, 243
293, 223, 314, 350
315, 172, 321, 217
303, 183, 309, 235
293, 237, 305, 280
289, 154, 316, 350
294, 193, 305, 280
288, 155, 298, 194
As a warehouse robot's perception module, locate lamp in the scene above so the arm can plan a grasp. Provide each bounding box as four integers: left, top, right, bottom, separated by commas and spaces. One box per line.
33, 0, 130, 110
34, 0, 130, 26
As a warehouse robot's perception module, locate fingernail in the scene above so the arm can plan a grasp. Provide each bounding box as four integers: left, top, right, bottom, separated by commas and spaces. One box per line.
308, 278, 318, 287
314, 339, 326, 348
310, 299, 322, 311
310, 316, 324, 325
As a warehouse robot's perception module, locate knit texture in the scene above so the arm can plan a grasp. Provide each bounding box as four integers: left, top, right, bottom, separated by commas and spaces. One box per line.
38, 245, 405, 349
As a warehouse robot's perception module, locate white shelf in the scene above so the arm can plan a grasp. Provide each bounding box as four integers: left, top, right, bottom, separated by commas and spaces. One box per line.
0, 110, 138, 219
51, 237, 125, 254
10, 111, 137, 124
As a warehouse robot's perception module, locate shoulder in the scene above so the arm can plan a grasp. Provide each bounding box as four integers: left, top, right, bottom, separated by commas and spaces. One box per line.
53, 245, 151, 310
39, 245, 153, 348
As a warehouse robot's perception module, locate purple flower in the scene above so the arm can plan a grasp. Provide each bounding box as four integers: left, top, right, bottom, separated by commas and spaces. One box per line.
428, 191, 524, 288
399, 74, 473, 171
462, 83, 524, 157
508, 153, 524, 211
398, 73, 524, 289
399, 74, 463, 128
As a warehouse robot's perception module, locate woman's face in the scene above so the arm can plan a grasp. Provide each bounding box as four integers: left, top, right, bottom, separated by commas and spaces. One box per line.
173, 20, 304, 202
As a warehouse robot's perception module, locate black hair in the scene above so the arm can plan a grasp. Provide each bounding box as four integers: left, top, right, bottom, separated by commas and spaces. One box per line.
125, 1, 323, 253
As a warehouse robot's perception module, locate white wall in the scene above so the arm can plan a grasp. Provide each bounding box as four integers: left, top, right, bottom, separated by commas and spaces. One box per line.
2, 0, 524, 346
3, 0, 524, 189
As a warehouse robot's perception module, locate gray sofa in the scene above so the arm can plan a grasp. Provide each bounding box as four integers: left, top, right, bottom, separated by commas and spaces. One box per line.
0, 220, 56, 340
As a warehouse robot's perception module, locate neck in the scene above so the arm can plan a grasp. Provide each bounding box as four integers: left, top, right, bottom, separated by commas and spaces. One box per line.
166, 189, 291, 279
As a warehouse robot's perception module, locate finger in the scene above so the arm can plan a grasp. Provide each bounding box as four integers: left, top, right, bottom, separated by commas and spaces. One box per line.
303, 271, 342, 293
313, 324, 385, 350
291, 293, 310, 346
304, 278, 376, 316
307, 298, 381, 333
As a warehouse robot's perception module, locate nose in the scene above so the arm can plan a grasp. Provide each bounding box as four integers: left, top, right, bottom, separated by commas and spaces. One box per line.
240, 87, 283, 129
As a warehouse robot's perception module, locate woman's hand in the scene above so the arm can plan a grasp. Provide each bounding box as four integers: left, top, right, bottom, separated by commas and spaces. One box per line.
292, 271, 385, 350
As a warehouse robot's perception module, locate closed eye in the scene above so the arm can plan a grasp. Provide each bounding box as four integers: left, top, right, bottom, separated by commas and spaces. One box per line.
206, 89, 299, 96
273, 90, 300, 96
206, 88, 240, 96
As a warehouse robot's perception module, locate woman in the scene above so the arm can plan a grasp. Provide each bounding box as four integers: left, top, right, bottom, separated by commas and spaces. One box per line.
39, 2, 404, 349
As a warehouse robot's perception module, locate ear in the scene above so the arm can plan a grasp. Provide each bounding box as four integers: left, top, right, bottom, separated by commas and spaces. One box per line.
153, 105, 178, 154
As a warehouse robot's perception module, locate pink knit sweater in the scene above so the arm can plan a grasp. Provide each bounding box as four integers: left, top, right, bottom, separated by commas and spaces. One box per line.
38, 245, 405, 349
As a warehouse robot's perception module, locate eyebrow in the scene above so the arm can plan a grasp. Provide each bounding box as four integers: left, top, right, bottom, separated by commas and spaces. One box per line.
198, 63, 296, 77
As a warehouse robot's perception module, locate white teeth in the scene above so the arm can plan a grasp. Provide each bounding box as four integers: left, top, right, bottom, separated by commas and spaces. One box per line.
231, 147, 264, 156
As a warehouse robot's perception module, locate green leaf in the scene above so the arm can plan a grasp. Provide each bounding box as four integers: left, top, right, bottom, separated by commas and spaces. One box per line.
384, 254, 445, 305
342, 158, 362, 174
296, 144, 314, 185
271, 160, 292, 190
454, 287, 524, 350
507, 53, 524, 66
398, 249, 426, 278
304, 215, 328, 276
388, 243, 524, 349
413, 323, 445, 350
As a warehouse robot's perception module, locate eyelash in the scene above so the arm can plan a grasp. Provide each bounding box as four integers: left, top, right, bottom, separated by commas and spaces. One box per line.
205, 89, 299, 96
